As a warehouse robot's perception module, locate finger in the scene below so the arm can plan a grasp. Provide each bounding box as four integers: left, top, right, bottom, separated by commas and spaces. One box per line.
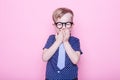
62, 30, 65, 36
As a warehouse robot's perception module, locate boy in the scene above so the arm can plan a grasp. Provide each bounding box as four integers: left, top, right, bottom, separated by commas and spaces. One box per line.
42, 7, 83, 80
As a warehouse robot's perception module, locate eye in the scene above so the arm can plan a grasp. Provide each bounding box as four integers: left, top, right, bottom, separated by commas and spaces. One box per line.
55, 22, 63, 29
66, 22, 71, 25
57, 23, 62, 26
66, 22, 73, 28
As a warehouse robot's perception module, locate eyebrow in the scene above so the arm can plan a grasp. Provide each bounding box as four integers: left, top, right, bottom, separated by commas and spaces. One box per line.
55, 22, 73, 23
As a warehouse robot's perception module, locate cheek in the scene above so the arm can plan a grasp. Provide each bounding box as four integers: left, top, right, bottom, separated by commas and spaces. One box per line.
67, 28, 72, 32
70, 27, 73, 31
56, 28, 60, 33
54, 26, 59, 32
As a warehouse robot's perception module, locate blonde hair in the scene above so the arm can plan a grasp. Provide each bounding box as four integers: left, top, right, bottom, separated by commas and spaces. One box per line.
52, 7, 74, 23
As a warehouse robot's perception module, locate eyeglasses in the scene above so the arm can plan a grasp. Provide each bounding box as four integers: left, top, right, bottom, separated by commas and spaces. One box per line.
55, 22, 73, 29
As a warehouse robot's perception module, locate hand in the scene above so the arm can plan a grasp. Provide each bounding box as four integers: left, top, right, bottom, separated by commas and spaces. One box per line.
55, 30, 64, 44
63, 29, 70, 42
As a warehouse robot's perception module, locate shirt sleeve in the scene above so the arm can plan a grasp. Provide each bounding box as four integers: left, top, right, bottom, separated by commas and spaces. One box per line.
43, 35, 55, 49
72, 38, 83, 55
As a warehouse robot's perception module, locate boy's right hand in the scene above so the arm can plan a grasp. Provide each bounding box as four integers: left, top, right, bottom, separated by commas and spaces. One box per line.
55, 30, 64, 44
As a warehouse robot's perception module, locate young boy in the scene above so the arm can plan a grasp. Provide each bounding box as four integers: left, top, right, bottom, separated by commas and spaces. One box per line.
42, 7, 83, 80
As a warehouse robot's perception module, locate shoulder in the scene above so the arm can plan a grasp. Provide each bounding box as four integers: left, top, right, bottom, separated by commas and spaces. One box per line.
48, 34, 55, 39
49, 34, 55, 38
47, 34, 55, 41
70, 36, 80, 42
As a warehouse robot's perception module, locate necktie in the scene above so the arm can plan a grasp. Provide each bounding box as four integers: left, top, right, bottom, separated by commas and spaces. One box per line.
57, 43, 65, 70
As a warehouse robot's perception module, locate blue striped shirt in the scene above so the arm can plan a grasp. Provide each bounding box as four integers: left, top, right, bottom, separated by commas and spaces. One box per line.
43, 35, 83, 80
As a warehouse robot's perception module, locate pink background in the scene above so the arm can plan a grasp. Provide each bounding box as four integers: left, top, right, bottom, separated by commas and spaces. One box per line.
0, 0, 120, 80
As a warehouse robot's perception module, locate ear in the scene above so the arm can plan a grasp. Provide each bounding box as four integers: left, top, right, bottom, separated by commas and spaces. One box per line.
52, 23, 55, 26
53, 23, 59, 33
69, 26, 73, 32
52, 23, 55, 27
72, 23, 74, 26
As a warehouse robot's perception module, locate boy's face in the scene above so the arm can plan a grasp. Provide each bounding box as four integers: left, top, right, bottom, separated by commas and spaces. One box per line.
54, 13, 73, 33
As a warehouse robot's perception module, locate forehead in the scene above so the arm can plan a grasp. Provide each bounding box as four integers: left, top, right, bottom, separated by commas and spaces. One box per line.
57, 13, 73, 22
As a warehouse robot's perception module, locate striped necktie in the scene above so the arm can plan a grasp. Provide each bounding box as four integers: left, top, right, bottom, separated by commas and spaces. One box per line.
57, 43, 65, 70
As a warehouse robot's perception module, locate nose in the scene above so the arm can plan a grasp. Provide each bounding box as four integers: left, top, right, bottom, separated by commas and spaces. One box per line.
62, 24, 66, 29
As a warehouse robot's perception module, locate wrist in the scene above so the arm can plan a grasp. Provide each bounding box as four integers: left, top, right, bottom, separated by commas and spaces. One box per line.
56, 39, 62, 44
63, 40, 69, 44
63, 38, 69, 43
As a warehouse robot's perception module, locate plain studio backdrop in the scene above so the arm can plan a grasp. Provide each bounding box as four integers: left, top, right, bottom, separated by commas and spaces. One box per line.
0, 0, 120, 80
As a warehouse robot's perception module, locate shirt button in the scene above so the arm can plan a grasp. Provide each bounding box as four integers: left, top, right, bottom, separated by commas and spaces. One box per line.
57, 71, 60, 73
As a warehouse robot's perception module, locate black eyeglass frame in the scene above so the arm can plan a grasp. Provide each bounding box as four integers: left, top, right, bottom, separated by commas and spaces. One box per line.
54, 22, 73, 29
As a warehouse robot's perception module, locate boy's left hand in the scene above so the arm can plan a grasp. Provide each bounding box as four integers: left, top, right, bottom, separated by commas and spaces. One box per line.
63, 29, 70, 42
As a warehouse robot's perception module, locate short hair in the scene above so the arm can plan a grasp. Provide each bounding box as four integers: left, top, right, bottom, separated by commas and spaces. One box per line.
52, 7, 74, 23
